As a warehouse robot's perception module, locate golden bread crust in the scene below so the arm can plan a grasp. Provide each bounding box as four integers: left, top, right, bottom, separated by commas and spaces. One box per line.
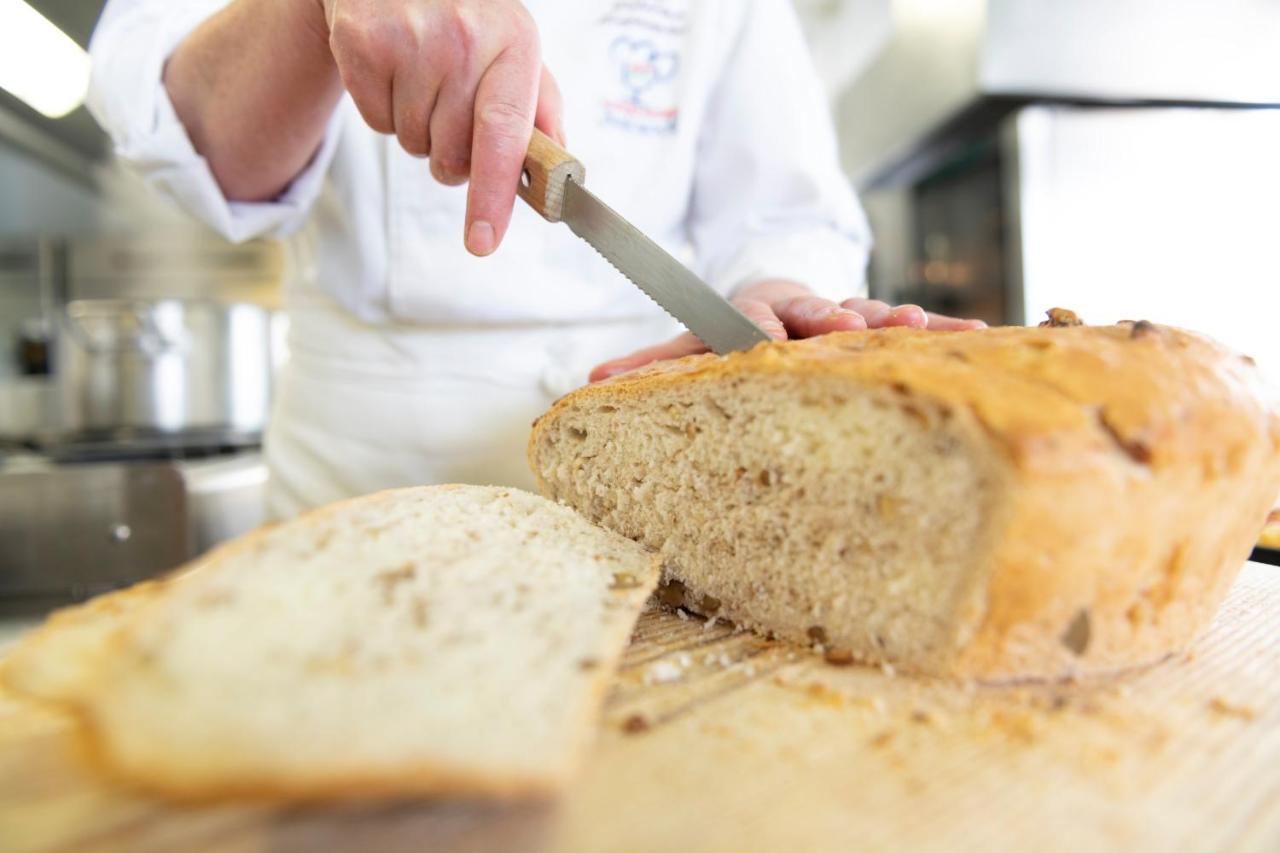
530, 323, 1280, 679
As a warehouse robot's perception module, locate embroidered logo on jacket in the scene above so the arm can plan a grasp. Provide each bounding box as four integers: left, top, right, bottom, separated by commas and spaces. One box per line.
598, 2, 686, 135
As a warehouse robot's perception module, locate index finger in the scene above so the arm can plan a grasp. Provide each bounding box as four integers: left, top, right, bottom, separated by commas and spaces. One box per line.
465, 47, 541, 257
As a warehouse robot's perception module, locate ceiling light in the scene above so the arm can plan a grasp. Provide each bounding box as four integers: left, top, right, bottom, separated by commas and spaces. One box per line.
0, 0, 90, 119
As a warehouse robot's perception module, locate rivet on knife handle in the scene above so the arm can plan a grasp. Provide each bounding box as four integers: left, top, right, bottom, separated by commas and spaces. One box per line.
519, 129, 585, 223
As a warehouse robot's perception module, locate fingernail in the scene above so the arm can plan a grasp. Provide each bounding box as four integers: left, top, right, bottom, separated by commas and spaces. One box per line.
891, 305, 927, 325
467, 221, 495, 256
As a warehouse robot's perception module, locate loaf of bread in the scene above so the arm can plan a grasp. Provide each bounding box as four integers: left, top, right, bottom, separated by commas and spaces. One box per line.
530, 319, 1280, 680
3, 485, 659, 800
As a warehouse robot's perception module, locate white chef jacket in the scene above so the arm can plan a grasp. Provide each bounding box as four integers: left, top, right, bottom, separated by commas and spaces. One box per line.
88, 0, 872, 518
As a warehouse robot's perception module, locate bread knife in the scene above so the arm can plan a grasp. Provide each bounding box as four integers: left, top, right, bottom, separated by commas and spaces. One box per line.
518, 129, 772, 355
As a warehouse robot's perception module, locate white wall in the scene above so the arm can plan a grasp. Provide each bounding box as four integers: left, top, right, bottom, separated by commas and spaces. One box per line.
1015, 105, 1280, 382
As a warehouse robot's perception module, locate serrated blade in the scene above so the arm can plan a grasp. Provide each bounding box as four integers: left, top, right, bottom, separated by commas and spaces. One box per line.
561, 179, 772, 355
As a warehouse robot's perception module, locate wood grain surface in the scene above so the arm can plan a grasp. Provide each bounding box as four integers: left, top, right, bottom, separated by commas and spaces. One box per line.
2, 563, 1277, 853
517, 128, 584, 223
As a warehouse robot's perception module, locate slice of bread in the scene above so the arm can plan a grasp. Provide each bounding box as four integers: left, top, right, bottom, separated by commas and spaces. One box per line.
4, 485, 658, 800
529, 321, 1280, 681
2, 580, 166, 704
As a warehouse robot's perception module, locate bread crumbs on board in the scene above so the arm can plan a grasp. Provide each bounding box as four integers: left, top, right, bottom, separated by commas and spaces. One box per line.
1208, 696, 1259, 721
644, 660, 684, 685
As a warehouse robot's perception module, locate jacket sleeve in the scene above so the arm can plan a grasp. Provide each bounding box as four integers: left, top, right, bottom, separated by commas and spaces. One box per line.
87, 0, 342, 243
688, 0, 872, 303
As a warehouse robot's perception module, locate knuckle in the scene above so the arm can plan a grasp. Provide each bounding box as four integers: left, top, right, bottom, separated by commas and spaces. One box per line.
440, 3, 478, 58
394, 9, 427, 52
476, 99, 533, 138
508, 6, 538, 45
330, 11, 378, 57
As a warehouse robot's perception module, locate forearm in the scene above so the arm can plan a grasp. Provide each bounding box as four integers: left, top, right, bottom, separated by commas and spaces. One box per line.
164, 0, 340, 202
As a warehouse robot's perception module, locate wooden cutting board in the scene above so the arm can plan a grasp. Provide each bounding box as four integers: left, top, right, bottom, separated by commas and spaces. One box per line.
2, 563, 1278, 853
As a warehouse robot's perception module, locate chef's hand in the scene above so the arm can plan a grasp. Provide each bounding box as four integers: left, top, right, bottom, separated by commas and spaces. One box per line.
589, 280, 986, 382
319, 0, 564, 256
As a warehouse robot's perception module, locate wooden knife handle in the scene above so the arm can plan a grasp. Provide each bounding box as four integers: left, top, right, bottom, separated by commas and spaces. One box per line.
518, 128, 585, 223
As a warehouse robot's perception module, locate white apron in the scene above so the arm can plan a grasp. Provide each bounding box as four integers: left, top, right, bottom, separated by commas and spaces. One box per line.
264, 280, 681, 520
87, 0, 871, 519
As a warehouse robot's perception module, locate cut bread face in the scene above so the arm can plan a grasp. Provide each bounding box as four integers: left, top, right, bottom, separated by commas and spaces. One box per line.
533, 368, 1004, 675
530, 324, 1280, 680
4, 485, 659, 801
538, 370, 1003, 673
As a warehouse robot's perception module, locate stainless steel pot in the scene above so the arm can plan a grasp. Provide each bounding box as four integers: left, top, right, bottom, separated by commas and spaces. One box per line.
55, 299, 274, 439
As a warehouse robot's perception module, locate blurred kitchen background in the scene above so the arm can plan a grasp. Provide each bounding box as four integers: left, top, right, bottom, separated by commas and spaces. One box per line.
1, 0, 1278, 606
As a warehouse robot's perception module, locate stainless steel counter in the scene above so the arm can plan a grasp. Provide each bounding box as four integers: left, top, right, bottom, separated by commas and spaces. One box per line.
0, 450, 267, 605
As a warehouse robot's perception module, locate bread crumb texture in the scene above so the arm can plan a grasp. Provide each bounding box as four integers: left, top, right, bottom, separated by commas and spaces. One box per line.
3, 485, 659, 801
530, 322, 1280, 680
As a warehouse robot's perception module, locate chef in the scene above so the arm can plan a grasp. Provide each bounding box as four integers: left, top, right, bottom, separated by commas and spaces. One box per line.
88, 0, 983, 519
